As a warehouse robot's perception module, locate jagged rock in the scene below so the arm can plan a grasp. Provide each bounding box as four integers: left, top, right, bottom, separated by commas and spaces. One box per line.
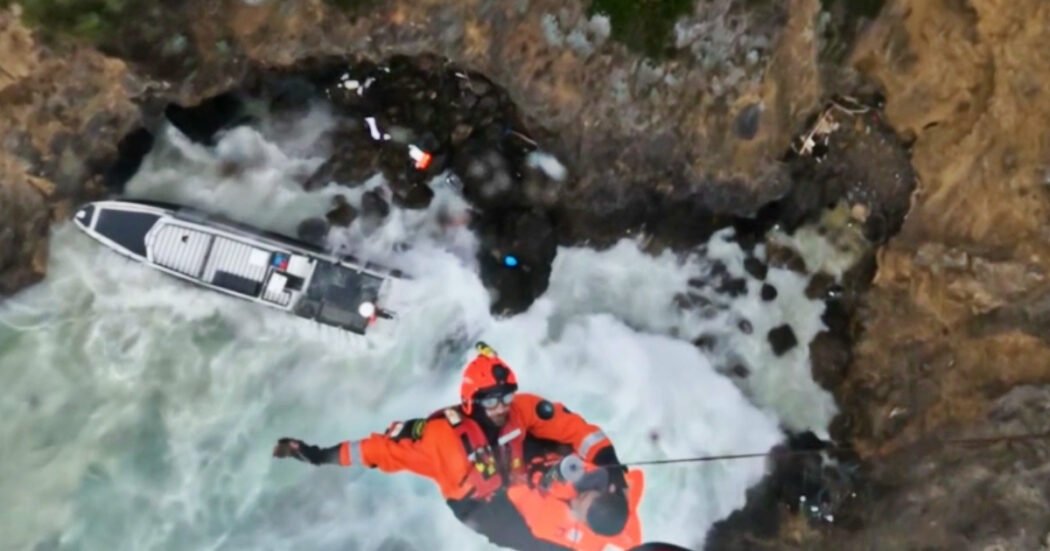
296, 217, 329, 245
768, 324, 798, 356
705, 430, 861, 550
822, 386, 1050, 550
103, 127, 154, 192
738, 319, 753, 335
718, 277, 748, 297
164, 92, 247, 145
325, 195, 357, 227
809, 331, 851, 389
476, 208, 558, 314
765, 242, 807, 273
0, 8, 140, 293
744, 256, 769, 280
693, 334, 717, 350
805, 272, 836, 300
389, 179, 434, 210
360, 189, 390, 220
0, 157, 49, 294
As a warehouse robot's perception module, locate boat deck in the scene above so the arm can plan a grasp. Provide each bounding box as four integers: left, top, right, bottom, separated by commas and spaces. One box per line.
146, 221, 312, 307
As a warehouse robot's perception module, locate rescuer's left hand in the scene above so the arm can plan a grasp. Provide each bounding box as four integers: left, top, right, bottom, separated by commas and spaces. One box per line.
273, 437, 326, 465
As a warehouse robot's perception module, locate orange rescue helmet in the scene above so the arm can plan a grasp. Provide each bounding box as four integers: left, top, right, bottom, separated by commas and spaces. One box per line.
460, 342, 518, 415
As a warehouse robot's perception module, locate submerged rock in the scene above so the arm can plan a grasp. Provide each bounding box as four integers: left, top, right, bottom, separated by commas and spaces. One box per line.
325, 195, 357, 227
296, 217, 329, 246
767, 324, 798, 356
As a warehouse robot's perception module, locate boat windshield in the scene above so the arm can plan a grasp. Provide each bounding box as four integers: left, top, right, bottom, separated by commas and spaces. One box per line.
304, 262, 384, 330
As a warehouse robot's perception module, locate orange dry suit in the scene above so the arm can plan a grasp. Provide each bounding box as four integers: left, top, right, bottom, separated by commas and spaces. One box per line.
331, 393, 615, 503
506, 457, 645, 551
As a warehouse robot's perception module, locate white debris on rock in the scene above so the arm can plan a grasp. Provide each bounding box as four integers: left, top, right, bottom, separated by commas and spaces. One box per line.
526, 151, 568, 181
540, 13, 564, 46
586, 14, 611, 45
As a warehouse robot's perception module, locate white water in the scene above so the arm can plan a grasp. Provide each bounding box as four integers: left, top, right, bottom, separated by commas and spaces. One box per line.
0, 102, 840, 551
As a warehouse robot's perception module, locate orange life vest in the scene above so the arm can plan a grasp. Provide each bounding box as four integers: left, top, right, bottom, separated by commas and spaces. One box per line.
434, 406, 528, 500
507, 467, 646, 551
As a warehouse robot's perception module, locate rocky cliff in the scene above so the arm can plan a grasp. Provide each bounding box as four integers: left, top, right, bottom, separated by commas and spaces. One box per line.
2, 0, 1048, 548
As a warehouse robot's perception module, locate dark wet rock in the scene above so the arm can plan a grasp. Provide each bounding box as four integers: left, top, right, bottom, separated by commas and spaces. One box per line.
743, 256, 768, 280
765, 242, 807, 273
806, 272, 836, 300
838, 249, 878, 303
821, 300, 849, 340
704, 431, 863, 551
822, 386, 1050, 551
768, 324, 798, 356
675, 292, 712, 311
734, 103, 763, 140
296, 217, 329, 246
810, 331, 851, 389
778, 95, 916, 244
309, 54, 532, 212
641, 195, 725, 251
304, 132, 385, 189
450, 123, 473, 146
454, 148, 518, 209
263, 76, 318, 116
476, 208, 558, 315
360, 189, 390, 220
164, 92, 247, 145
0, 170, 49, 295
389, 179, 434, 210
325, 195, 357, 227
709, 261, 729, 279
738, 319, 753, 335
718, 277, 748, 298
103, 127, 154, 192
761, 283, 778, 301
693, 334, 717, 350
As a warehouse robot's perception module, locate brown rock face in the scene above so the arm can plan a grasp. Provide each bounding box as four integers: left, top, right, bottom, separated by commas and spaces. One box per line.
0, 0, 851, 299
0, 155, 49, 293
160, 0, 816, 231
0, 7, 141, 295
842, 0, 1050, 456
808, 0, 1050, 547
825, 385, 1050, 551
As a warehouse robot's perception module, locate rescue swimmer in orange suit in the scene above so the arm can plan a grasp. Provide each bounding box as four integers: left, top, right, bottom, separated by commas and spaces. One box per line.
272, 342, 632, 550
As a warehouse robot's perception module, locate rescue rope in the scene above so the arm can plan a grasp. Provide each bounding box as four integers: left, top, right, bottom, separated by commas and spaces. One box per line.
613, 429, 1050, 468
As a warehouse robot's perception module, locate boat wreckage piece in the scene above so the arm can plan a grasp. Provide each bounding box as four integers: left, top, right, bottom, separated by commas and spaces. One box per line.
73, 199, 409, 336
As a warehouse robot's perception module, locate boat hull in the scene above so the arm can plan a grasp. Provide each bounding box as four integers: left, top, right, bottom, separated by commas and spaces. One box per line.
73, 199, 406, 336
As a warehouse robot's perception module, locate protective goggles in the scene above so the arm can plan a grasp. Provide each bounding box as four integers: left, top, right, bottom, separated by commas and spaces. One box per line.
476, 392, 515, 409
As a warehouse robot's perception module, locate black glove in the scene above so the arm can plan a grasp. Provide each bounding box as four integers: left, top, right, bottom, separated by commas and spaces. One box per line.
273, 437, 339, 465
592, 445, 628, 493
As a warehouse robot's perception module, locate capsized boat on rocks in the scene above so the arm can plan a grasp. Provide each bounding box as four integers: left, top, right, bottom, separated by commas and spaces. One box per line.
72, 198, 410, 336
